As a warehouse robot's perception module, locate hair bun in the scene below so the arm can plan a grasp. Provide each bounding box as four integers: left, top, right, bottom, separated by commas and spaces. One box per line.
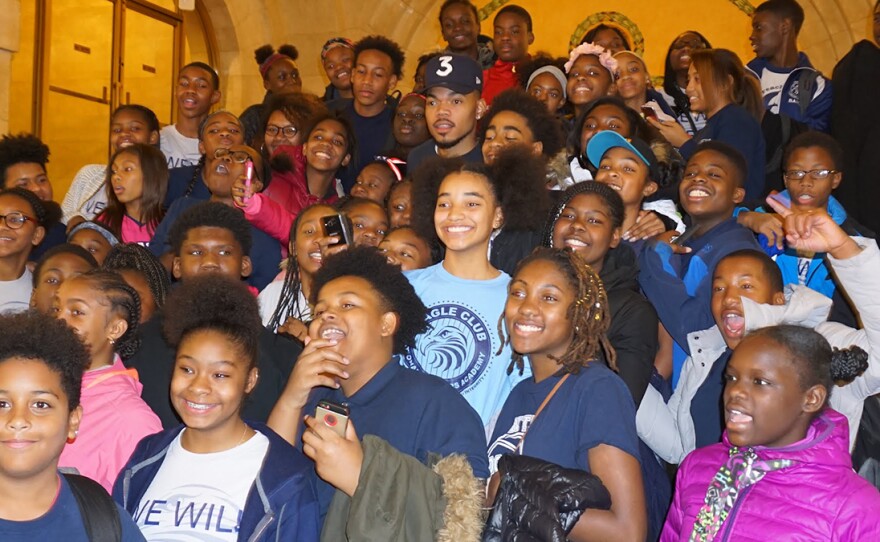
830, 345, 869, 384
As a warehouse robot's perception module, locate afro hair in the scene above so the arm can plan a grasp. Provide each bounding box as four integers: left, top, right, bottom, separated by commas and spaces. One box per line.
310, 246, 428, 355
354, 35, 406, 78
542, 181, 625, 247
410, 146, 550, 245
0, 310, 89, 410
254, 44, 300, 66
162, 273, 263, 368
168, 201, 253, 256
0, 133, 49, 185
481, 88, 566, 159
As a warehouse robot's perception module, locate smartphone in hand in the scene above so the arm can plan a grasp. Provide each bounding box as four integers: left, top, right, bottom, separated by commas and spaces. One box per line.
316, 400, 350, 437
322, 213, 354, 246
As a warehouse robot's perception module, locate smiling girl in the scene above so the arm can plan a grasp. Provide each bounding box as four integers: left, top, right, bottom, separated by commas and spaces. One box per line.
564, 43, 618, 119
114, 274, 320, 541
488, 247, 647, 542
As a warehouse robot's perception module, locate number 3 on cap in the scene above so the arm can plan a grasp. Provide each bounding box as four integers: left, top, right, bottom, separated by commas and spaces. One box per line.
436, 56, 453, 76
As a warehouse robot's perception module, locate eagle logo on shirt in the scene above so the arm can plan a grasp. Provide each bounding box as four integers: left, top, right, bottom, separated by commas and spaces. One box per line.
401, 302, 492, 392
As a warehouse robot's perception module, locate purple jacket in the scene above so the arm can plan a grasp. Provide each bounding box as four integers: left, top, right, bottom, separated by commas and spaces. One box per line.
661, 409, 880, 541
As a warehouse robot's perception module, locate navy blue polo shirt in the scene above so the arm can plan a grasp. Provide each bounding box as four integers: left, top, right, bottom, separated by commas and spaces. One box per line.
302, 361, 489, 514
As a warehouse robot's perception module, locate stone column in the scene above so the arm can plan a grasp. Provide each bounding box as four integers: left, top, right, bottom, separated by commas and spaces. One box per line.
0, 0, 21, 134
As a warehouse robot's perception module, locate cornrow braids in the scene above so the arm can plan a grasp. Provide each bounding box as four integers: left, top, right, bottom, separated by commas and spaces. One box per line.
102, 243, 171, 309
268, 203, 335, 331
501, 247, 615, 375
75, 270, 142, 360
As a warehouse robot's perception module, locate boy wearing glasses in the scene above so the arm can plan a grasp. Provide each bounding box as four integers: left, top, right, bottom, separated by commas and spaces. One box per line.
737, 131, 873, 325
149, 144, 281, 291
0, 188, 46, 313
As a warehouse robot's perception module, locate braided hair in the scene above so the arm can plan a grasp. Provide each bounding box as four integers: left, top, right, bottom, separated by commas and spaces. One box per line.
267, 203, 336, 331
102, 243, 171, 310
500, 247, 615, 376
73, 270, 142, 359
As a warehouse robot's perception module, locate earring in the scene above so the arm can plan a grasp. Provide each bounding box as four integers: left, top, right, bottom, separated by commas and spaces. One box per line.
108, 337, 116, 345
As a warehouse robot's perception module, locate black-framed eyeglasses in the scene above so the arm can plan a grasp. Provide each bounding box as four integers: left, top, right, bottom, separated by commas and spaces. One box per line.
213, 148, 252, 164
265, 125, 298, 138
0, 212, 35, 230
783, 169, 838, 181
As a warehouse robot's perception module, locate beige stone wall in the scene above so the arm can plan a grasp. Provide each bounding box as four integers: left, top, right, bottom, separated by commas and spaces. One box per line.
197, 0, 878, 116
3, 0, 877, 132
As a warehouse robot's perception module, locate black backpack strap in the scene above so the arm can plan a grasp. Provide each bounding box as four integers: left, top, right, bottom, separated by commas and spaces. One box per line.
797, 69, 820, 117
765, 114, 792, 175
63, 473, 123, 542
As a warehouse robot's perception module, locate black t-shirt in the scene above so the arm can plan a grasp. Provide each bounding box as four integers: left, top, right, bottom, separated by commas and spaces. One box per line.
406, 140, 484, 172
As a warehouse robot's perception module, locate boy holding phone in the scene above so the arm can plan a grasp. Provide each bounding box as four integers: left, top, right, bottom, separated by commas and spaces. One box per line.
268, 246, 489, 516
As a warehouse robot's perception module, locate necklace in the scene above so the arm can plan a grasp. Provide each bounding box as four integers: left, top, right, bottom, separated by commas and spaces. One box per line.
236, 423, 251, 447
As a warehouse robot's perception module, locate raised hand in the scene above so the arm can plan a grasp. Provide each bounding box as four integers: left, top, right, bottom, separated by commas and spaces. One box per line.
765, 195, 861, 259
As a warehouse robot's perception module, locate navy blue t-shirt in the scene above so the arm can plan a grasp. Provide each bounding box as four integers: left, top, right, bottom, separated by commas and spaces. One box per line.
302, 361, 489, 514
0, 474, 145, 541
163, 166, 210, 209
148, 197, 281, 291
679, 103, 766, 201
487, 364, 641, 474
330, 100, 395, 191
691, 348, 733, 449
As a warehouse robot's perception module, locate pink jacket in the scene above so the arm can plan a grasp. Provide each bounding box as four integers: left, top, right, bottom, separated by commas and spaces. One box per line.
242, 145, 340, 244
58, 357, 162, 491
661, 409, 880, 541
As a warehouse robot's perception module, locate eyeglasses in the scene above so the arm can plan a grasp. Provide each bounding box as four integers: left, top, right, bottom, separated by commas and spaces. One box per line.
265, 125, 298, 138
213, 148, 252, 164
783, 169, 838, 181
0, 212, 35, 230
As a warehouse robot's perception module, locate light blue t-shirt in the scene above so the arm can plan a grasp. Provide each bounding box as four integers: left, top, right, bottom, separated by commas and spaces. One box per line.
403, 262, 529, 434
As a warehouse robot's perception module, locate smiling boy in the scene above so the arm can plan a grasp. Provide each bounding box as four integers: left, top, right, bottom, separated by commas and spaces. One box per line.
638, 142, 759, 388
161, 62, 222, 168
0, 310, 145, 541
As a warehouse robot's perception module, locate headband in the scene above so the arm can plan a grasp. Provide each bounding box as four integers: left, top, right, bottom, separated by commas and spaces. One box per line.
321, 37, 354, 60
526, 66, 568, 99
402, 92, 427, 102
259, 53, 295, 79
564, 43, 618, 77
373, 155, 407, 183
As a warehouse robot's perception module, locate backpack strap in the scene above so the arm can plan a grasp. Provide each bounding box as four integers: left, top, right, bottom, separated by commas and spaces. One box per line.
797, 69, 820, 117
765, 114, 792, 175
63, 473, 123, 542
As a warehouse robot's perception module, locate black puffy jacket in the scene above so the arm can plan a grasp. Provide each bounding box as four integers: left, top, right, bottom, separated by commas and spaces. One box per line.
483, 455, 611, 542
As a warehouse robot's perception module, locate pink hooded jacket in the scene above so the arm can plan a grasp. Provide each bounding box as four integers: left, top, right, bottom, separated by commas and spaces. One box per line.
241, 145, 340, 244
662, 409, 880, 541
58, 357, 162, 491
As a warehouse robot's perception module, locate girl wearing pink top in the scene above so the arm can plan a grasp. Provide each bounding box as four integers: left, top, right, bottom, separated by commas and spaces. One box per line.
98, 143, 168, 245
54, 270, 161, 491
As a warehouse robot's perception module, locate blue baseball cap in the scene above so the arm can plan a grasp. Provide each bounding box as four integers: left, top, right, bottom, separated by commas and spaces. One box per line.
587, 130, 660, 179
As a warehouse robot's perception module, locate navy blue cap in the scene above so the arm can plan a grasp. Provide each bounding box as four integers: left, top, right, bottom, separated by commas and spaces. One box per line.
424, 54, 483, 95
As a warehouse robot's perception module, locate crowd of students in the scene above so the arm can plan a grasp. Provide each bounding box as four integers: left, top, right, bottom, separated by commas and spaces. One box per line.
1, 0, 879, 540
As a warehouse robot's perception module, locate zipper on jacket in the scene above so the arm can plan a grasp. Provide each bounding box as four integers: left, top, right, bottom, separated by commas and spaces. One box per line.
719, 485, 753, 542
247, 512, 275, 542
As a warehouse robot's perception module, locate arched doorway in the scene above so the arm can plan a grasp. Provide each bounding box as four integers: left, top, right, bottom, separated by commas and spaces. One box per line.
9, 0, 215, 200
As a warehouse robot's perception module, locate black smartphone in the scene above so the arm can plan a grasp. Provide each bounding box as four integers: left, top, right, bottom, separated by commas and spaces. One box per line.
322, 213, 354, 246
641, 105, 658, 119
315, 400, 350, 437
672, 227, 697, 246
